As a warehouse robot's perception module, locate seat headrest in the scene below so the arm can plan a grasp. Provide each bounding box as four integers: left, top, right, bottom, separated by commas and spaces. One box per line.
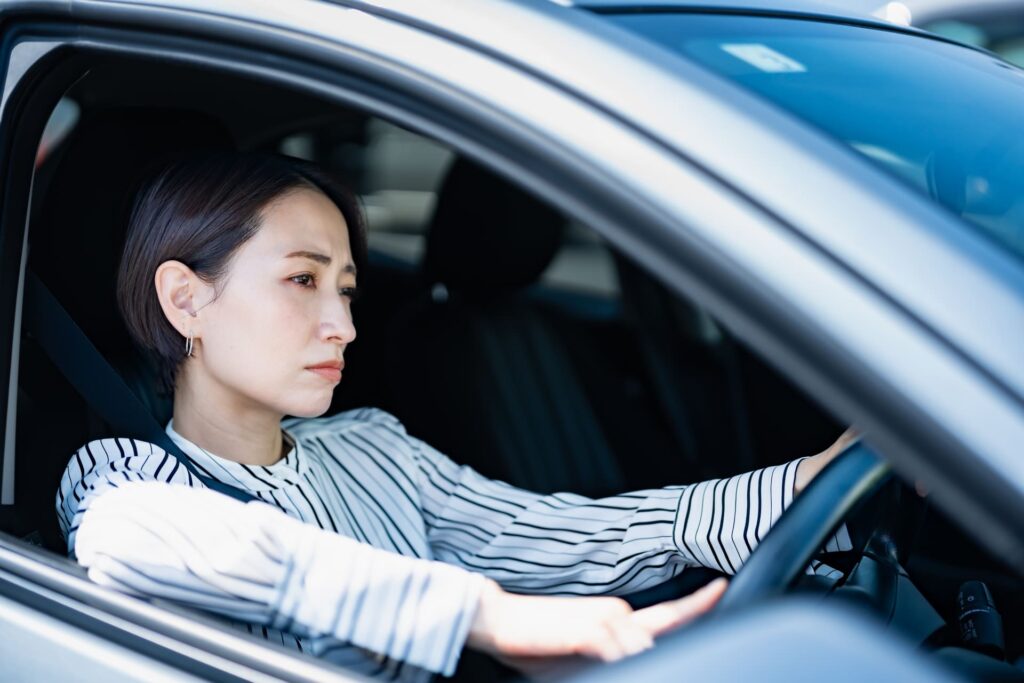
423, 158, 565, 294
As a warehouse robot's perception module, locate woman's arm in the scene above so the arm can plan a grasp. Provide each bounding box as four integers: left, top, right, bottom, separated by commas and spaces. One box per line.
59, 433, 733, 673
371, 412, 850, 593
59, 439, 486, 675
75, 480, 725, 675
794, 427, 859, 494
75, 481, 487, 675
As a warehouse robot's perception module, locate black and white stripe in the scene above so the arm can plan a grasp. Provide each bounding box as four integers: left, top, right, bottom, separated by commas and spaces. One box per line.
57, 408, 842, 681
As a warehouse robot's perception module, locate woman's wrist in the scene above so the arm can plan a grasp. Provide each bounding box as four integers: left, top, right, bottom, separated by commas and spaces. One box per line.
794, 454, 822, 496
466, 578, 506, 654
794, 428, 859, 495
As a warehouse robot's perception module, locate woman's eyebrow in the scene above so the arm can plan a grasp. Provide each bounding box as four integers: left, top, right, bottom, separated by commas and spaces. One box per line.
284, 250, 357, 274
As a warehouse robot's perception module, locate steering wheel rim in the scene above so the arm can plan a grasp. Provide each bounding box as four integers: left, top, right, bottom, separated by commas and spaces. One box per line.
715, 441, 891, 612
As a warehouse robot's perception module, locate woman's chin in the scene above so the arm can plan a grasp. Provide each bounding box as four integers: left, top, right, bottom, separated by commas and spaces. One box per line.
292, 404, 333, 419
279, 394, 334, 419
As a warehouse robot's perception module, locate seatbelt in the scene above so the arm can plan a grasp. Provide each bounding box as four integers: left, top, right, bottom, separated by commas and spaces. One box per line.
23, 269, 257, 503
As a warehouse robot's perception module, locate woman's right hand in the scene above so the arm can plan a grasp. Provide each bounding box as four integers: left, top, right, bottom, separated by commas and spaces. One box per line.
466, 577, 727, 671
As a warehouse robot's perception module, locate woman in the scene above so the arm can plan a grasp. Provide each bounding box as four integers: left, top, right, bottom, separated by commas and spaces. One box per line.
56, 152, 851, 681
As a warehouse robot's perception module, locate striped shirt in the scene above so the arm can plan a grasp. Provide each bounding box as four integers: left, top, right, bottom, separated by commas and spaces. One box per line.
57, 408, 846, 681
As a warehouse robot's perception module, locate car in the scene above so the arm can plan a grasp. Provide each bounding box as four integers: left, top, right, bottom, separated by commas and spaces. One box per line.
0, 0, 1022, 681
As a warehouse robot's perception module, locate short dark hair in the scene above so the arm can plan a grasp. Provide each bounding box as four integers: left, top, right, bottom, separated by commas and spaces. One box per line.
117, 151, 367, 392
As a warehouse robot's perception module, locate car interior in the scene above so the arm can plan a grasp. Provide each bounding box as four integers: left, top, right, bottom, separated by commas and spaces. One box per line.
0, 52, 1022, 680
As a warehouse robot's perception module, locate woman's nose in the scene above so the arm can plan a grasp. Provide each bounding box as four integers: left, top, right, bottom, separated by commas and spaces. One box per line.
319, 298, 356, 345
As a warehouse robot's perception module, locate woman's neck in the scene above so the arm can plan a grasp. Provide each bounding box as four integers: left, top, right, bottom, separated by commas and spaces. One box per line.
171, 367, 286, 467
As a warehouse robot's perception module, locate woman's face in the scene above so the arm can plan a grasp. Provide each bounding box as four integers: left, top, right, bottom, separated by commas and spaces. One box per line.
188, 187, 357, 418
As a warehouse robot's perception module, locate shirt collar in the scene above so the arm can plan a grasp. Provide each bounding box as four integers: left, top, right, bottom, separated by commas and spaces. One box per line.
165, 419, 306, 492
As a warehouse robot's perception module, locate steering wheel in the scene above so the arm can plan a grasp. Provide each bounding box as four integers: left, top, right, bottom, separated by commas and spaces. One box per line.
715, 440, 891, 611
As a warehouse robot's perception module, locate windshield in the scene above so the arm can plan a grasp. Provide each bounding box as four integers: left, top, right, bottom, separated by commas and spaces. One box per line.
605, 13, 1024, 267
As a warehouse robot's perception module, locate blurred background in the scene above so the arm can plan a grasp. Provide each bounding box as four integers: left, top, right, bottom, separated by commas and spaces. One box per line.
831, 0, 1024, 66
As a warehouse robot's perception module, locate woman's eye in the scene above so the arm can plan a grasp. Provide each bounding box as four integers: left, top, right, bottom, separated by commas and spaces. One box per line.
290, 274, 315, 288
340, 286, 361, 301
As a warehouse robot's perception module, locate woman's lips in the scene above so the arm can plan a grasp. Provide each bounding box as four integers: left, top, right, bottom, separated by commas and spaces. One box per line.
307, 362, 343, 383
309, 367, 342, 382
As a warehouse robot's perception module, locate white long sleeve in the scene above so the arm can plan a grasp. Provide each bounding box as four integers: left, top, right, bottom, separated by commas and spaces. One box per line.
76, 481, 485, 677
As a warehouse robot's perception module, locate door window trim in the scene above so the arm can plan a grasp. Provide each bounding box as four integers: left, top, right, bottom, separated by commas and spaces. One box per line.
0, 36, 69, 505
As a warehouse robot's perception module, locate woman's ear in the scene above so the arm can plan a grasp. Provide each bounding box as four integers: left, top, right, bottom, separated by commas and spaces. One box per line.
154, 260, 208, 337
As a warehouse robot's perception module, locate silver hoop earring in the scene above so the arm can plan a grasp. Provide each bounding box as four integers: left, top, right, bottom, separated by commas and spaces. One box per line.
185, 331, 195, 358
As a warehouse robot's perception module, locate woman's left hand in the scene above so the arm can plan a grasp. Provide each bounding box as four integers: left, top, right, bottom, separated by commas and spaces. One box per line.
794, 427, 859, 495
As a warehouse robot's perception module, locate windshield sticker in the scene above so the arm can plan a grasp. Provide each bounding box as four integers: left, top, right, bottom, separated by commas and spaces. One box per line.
721, 44, 806, 73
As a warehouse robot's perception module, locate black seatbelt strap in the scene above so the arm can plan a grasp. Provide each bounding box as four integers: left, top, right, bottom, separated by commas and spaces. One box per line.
23, 269, 256, 503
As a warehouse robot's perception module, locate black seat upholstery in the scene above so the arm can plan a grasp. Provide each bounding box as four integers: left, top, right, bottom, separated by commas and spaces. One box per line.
614, 255, 754, 480
384, 159, 625, 495
613, 255, 844, 477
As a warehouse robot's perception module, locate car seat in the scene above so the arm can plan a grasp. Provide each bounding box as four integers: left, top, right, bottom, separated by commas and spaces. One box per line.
613, 255, 843, 476
613, 255, 754, 479
383, 159, 627, 496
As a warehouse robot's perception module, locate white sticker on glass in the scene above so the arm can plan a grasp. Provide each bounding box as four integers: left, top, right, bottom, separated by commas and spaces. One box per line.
721, 43, 807, 73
